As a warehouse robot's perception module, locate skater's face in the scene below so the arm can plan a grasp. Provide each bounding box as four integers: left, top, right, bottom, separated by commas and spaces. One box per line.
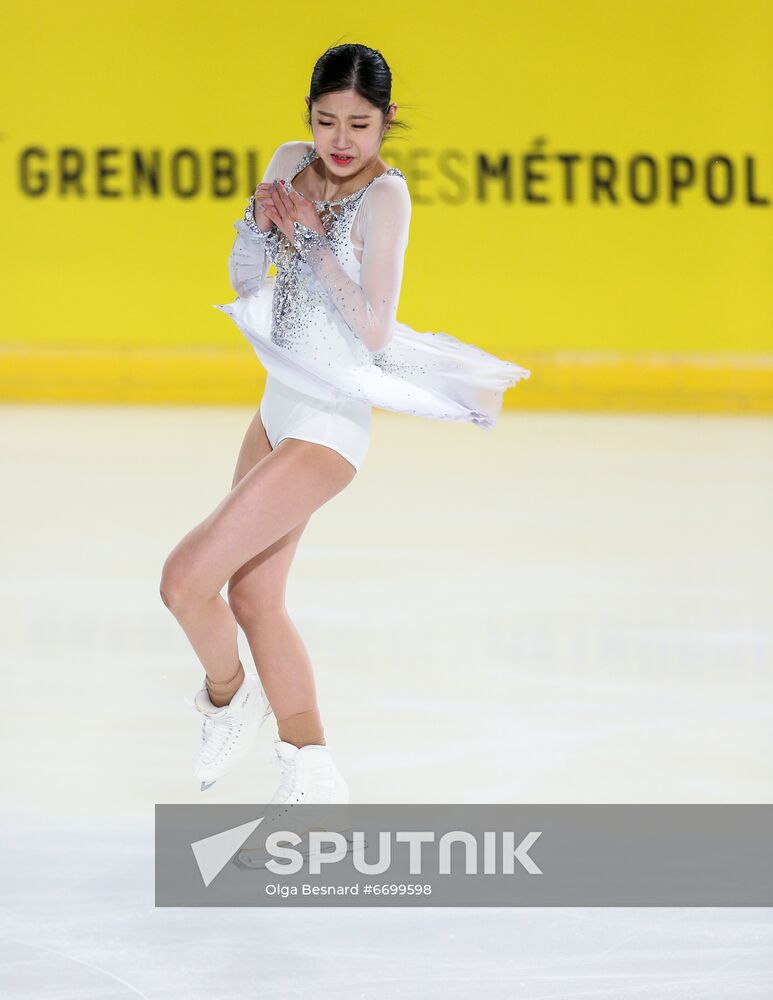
305, 89, 396, 176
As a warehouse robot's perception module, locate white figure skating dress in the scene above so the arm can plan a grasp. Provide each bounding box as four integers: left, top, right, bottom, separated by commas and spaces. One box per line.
214, 141, 530, 471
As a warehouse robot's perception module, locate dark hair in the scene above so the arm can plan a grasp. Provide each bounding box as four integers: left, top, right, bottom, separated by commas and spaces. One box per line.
304, 43, 411, 142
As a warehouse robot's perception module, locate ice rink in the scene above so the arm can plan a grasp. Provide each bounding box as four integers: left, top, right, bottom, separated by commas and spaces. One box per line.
2, 402, 772, 998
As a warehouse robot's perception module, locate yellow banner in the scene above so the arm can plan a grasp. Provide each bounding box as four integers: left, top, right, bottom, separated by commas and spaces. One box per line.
1, 1, 771, 410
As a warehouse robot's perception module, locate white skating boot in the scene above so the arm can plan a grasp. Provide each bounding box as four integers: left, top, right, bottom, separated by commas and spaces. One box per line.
185, 672, 273, 791
232, 740, 351, 870
268, 740, 350, 805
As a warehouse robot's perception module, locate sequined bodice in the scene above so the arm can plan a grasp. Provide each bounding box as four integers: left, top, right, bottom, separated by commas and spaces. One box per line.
262, 146, 407, 366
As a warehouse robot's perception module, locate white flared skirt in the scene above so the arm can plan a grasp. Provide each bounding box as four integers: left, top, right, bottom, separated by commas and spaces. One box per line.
214, 276, 530, 431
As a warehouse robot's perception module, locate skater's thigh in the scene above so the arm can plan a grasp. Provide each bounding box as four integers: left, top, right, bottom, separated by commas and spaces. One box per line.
228, 408, 309, 610
231, 405, 273, 489
163, 439, 355, 602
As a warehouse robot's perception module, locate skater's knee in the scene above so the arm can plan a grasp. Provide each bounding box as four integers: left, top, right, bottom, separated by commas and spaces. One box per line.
159, 581, 180, 611
160, 557, 200, 614
227, 578, 286, 624
159, 576, 183, 613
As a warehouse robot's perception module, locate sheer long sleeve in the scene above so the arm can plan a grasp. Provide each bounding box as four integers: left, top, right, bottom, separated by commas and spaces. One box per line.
228, 219, 272, 299
227, 141, 299, 299
292, 175, 411, 354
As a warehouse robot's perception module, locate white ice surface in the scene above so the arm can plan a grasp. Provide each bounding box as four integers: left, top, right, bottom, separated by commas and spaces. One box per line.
1, 404, 771, 998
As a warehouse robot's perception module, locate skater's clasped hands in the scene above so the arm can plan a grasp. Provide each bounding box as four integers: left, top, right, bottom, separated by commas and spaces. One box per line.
252, 179, 325, 243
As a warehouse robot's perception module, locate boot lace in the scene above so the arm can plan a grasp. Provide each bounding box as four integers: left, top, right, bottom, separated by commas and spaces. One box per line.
201, 714, 244, 766
184, 697, 244, 766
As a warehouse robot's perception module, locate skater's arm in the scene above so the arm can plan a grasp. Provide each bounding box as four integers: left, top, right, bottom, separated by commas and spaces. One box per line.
228, 142, 295, 299
292, 175, 411, 353
228, 219, 271, 299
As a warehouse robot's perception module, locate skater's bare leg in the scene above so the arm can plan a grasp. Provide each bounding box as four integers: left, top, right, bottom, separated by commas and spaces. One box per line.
225, 410, 325, 732
160, 411, 356, 717
227, 520, 317, 716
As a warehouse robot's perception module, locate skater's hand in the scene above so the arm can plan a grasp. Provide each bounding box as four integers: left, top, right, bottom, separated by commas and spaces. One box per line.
261, 179, 325, 244
250, 182, 276, 232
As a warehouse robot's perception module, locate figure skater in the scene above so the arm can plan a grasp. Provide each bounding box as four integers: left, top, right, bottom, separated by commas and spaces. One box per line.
160, 43, 530, 807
